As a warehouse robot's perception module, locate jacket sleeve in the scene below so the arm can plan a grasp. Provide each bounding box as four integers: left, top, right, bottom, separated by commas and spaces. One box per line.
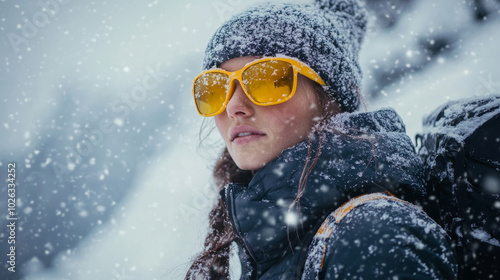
319, 199, 458, 280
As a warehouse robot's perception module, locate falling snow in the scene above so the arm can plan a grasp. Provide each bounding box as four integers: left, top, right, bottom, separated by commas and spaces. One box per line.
1, 0, 499, 279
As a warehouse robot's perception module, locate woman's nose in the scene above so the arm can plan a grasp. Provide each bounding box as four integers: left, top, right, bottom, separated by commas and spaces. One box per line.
225, 81, 254, 118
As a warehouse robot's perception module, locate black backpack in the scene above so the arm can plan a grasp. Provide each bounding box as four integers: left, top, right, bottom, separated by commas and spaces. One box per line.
417, 95, 500, 279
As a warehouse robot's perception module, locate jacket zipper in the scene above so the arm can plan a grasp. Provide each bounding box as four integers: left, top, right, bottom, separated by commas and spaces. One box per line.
225, 185, 260, 278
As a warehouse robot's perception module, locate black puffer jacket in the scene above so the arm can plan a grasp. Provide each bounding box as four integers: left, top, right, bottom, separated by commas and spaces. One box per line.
220, 109, 457, 279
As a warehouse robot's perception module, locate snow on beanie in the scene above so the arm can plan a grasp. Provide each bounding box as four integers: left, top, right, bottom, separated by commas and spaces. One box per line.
202, 0, 368, 112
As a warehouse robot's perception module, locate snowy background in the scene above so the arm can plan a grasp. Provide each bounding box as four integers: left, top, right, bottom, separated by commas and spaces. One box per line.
0, 0, 499, 279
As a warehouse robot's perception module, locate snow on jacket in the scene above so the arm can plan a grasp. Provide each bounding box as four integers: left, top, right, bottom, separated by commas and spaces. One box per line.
220, 108, 458, 279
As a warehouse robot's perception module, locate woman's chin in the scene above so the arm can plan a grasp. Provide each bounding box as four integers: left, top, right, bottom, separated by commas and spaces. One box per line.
233, 156, 270, 171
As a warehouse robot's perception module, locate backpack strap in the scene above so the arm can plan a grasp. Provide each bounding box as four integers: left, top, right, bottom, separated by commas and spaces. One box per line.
302, 192, 411, 279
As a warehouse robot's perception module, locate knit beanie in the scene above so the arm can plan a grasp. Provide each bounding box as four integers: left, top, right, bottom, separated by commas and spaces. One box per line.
202, 0, 368, 112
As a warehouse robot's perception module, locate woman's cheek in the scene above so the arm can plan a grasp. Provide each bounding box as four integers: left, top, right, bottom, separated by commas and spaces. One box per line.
265, 113, 292, 137
270, 106, 298, 126
214, 116, 231, 144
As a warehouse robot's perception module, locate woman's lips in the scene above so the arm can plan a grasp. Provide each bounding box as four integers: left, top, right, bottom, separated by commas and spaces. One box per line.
232, 133, 265, 145
230, 125, 266, 144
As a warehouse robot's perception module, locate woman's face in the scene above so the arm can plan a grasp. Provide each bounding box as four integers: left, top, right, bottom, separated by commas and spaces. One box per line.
214, 56, 324, 171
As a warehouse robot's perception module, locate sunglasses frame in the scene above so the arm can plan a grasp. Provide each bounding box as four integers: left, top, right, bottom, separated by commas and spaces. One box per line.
192, 57, 326, 117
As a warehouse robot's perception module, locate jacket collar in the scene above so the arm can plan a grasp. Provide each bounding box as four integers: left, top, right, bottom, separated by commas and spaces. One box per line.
221, 109, 425, 277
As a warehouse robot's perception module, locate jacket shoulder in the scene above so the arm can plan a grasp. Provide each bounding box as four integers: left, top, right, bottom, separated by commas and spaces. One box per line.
318, 199, 457, 279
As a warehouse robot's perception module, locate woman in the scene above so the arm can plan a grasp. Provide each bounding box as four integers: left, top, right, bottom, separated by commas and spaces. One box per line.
187, 0, 457, 279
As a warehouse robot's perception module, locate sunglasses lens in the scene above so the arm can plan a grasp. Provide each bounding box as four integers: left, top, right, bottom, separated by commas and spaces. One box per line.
193, 72, 230, 116
242, 60, 294, 104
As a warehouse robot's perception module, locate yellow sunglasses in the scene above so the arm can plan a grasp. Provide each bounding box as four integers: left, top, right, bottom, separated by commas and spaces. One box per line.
192, 57, 326, 117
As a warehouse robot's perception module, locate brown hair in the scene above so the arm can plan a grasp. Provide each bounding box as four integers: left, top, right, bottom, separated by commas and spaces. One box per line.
185, 81, 360, 279
185, 148, 252, 280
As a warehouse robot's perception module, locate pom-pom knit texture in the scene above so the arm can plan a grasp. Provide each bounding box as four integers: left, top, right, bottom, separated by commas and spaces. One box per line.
202, 0, 368, 112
